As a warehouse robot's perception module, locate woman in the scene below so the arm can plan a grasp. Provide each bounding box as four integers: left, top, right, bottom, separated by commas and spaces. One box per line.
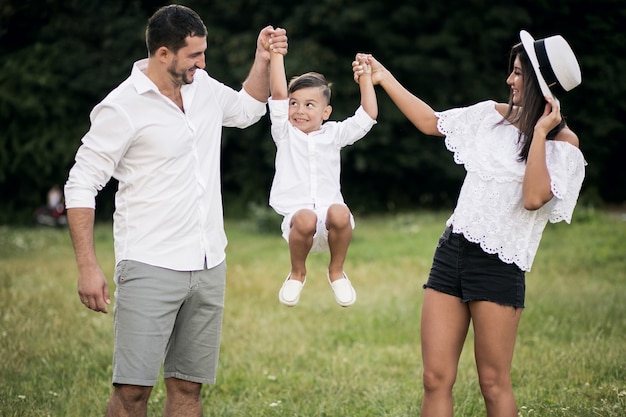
353, 30, 585, 416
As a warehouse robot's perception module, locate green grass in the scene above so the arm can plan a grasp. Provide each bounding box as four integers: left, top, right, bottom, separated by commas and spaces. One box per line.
0, 210, 624, 416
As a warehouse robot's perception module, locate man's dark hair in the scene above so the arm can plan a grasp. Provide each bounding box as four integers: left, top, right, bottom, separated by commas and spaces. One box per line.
146, 5, 207, 56
288, 72, 332, 104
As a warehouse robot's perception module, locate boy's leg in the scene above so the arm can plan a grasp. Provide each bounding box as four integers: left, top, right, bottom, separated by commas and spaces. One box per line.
288, 209, 317, 282
326, 204, 353, 281
325, 204, 356, 306
279, 209, 316, 306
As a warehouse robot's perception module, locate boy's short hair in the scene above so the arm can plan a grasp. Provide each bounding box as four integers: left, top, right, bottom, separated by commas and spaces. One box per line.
288, 72, 332, 104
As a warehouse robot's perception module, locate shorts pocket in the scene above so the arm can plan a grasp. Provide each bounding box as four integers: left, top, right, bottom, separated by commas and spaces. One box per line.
115, 260, 131, 285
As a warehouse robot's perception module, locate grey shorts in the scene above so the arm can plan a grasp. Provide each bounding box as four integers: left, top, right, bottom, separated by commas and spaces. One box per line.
112, 259, 226, 386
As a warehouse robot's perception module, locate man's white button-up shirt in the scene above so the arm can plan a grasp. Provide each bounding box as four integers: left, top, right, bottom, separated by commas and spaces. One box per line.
65, 59, 266, 271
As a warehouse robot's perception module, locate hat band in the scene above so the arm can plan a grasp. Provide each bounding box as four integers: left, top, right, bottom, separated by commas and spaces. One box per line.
534, 40, 566, 97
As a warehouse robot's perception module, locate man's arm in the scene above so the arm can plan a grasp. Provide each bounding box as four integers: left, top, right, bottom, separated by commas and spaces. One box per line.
67, 207, 110, 313
242, 26, 288, 102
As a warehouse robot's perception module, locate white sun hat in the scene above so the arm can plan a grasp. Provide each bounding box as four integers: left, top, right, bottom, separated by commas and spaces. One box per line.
520, 30, 581, 103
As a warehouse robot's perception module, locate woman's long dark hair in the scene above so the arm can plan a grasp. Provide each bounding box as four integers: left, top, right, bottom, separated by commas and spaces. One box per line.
502, 43, 566, 162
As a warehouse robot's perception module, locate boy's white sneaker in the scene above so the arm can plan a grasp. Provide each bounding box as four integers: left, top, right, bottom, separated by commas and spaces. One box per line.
328, 272, 356, 307
279, 275, 305, 307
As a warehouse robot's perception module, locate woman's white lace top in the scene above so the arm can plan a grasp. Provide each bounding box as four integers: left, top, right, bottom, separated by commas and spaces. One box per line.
436, 100, 586, 271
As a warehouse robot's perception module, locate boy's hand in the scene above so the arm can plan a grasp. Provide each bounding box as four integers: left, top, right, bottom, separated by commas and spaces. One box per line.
353, 53, 385, 85
258, 26, 288, 60
270, 27, 288, 55
352, 53, 372, 82
360, 61, 372, 75
356, 61, 372, 86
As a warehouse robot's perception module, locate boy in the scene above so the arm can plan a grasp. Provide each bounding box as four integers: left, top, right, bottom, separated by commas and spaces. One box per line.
267, 37, 377, 307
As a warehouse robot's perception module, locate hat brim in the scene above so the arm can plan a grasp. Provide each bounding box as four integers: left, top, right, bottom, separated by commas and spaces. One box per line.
520, 30, 555, 102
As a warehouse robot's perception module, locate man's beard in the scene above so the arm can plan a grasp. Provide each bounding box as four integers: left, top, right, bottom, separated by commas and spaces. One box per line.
168, 59, 195, 85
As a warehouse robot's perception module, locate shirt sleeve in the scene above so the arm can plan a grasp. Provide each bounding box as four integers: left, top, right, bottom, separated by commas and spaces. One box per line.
215, 78, 267, 128
436, 101, 495, 163
334, 106, 377, 147
64, 103, 134, 209
546, 141, 587, 223
268, 98, 290, 144
435, 100, 530, 183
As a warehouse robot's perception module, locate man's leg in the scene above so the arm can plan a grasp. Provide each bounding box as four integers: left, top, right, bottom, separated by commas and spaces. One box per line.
106, 384, 152, 417
163, 378, 203, 417
109, 261, 189, 417
162, 262, 226, 414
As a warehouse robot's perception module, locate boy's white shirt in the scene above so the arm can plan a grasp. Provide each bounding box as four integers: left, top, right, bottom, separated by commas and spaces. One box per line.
267, 98, 376, 216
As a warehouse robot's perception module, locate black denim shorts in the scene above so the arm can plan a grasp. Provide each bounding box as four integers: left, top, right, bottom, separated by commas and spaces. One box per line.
424, 226, 526, 308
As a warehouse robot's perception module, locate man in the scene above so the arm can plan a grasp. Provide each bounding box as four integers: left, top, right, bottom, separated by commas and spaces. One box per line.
64, 5, 287, 416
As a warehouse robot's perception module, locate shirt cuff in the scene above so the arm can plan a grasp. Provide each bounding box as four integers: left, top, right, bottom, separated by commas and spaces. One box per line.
64, 187, 97, 210
239, 88, 268, 117
354, 105, 377, 128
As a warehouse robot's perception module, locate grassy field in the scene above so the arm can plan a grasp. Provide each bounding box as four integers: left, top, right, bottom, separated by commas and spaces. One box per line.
0, 210, 624, 416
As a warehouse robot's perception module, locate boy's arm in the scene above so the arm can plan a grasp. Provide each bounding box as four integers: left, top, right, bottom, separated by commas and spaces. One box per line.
269, 32, 288, 100
354, 54, 440, 136
358, 62, 378, 120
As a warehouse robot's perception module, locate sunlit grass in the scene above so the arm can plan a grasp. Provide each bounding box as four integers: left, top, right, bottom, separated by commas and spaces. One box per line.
0, 210, 624, 416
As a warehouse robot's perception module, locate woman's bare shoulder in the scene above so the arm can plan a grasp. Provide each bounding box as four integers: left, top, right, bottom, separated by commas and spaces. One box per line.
494, 102, 510, 117
556, 126, 579, 148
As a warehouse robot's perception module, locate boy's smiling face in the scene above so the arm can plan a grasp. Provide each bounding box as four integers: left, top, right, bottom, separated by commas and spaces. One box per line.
288, 87, 332, 134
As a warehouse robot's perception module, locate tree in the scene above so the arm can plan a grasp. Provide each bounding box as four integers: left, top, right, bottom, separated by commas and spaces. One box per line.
1, 0, 624, 224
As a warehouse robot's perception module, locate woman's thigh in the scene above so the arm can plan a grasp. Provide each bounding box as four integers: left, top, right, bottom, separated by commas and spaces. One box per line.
421, 288, 471, 381
470, 301, 522, 381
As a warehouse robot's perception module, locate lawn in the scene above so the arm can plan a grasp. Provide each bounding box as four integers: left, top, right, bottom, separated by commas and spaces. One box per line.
0, 209, 624, 416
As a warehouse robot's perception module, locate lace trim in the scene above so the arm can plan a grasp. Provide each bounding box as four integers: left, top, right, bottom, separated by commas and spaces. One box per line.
437, 101, 524, 184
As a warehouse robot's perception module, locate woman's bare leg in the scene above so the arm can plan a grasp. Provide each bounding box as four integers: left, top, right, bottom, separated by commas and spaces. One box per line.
420, 289, 471, 417
470, 301, 522, 417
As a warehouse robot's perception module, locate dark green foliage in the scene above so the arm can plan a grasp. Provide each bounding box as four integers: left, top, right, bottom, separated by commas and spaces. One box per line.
1, 0, 624, 224
0, 0, 148, 222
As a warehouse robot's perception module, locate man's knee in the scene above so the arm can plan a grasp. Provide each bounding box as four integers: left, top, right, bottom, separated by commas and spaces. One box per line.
163, 378, 203, 416
165, 378, 202, 398
109, 384, 152, 412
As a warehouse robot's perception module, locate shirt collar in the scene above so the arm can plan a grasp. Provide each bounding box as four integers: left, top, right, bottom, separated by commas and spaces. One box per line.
131, 58, 159, 95
131, 58, 198, 98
